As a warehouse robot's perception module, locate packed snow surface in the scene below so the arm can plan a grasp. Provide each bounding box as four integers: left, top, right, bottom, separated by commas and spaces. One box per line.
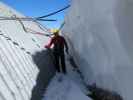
43, 73, 91, 100
63, 0, 133, 100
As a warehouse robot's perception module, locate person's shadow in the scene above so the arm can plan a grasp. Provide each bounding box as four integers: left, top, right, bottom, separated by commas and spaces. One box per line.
31, 49, 56, 100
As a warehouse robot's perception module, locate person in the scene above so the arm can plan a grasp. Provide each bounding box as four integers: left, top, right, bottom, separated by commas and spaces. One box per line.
45, 30, 69, 74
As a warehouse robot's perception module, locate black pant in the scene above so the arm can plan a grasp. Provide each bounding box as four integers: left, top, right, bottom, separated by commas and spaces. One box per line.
54, 52, 66, 74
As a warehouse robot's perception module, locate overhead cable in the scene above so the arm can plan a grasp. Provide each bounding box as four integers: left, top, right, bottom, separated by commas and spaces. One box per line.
0, 16, 57, 22
36, 5, 70, 19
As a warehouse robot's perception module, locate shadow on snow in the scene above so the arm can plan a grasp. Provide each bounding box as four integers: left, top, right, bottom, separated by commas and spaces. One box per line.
31, 49, 56, 100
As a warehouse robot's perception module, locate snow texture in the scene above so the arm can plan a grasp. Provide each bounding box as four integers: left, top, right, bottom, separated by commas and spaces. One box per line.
62, 0, 133, 100
0, 2, 55, 100
43, 55, 92, 100
1, 0, 133, 100
43, 73, 91, 100
0, 2, 90, 100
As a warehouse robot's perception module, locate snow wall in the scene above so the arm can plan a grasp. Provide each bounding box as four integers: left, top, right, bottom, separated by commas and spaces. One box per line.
63, 0, 133, 100
0, 2, 55, 100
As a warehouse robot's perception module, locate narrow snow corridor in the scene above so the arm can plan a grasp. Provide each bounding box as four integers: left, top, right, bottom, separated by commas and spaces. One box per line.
0, 0, 133, 100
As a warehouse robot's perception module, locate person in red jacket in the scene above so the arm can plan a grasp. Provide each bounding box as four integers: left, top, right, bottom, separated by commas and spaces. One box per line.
45, 30, 69, 74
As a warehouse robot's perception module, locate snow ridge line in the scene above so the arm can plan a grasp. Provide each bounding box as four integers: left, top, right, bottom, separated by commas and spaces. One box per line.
0, 30, 38, 100
31, 38, 40, 48
0, 30, 37, 81
0, 34, 33, 99
0, 31, 32, 55
0, 31, 35, 79
0, 47, 30, 100
0, 56, 24, 100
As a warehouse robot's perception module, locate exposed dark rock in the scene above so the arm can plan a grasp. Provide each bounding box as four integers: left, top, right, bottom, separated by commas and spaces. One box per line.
87, 83, 123, 100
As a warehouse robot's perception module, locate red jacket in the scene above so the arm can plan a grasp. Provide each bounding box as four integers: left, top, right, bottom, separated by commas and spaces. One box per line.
45, 35, 68, 53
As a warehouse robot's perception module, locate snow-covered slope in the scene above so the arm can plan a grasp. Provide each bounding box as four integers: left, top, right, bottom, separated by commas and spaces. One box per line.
0, 2, 54, 100
44, 74, 91, 100
63, 0, 133, 100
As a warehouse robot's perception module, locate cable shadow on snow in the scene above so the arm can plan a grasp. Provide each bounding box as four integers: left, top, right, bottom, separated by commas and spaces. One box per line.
31, 49, 56, 100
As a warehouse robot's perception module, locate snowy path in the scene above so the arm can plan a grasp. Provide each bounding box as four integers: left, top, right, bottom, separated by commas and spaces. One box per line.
41, 51, 92, 100
43, 73, 91, 100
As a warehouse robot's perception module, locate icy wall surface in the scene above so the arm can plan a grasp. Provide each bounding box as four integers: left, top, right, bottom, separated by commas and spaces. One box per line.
63, 0, 133, 100
0, 2, 54, 100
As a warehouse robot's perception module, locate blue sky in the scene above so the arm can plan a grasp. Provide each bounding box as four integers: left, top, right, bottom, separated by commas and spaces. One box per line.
1, 0, 70, 29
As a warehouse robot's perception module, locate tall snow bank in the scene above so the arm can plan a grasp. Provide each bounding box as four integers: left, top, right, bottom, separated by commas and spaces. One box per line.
63, 0, 133, 99
0, 2, 54, 100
